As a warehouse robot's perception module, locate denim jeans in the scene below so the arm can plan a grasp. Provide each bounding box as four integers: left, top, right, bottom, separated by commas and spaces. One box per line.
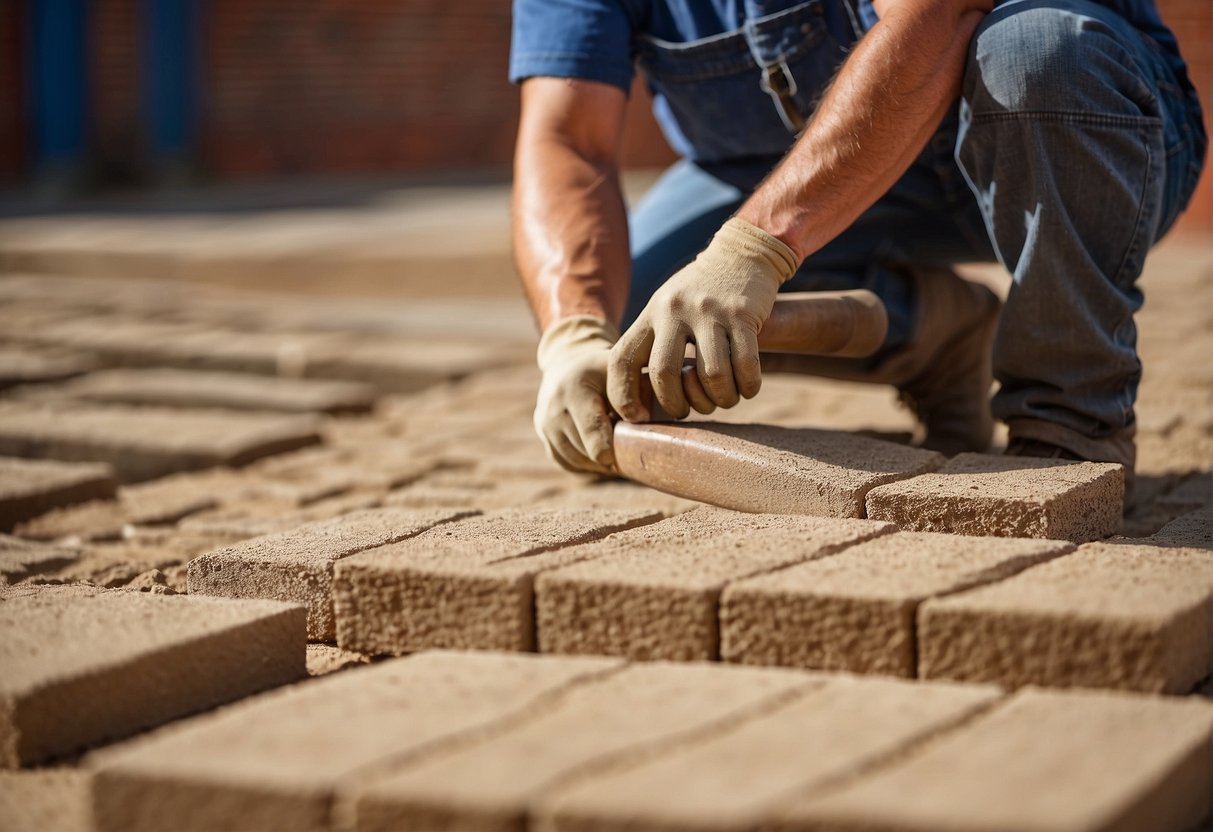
625, 0, 1206, 449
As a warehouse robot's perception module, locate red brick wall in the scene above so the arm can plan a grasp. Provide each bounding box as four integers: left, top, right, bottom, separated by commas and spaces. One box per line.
0, 2, 25, 182
91, 0, 141, 181
200, 0, 674, 177
1159, 0, 1211, 236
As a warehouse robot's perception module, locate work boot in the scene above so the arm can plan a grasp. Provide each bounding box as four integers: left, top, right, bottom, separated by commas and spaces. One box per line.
763, 267, 1001, 455
1006, 421, 1137, 508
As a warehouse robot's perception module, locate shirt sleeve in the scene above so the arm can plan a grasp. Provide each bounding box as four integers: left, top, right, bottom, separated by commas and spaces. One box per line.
509, 0, 637, 92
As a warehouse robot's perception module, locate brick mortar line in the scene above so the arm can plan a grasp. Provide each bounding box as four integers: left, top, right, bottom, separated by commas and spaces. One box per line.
761, 688, 1009, 817
905, 547, 1077, 679
481, 513, 667, 568
698, 524, 900, 660
328, 661, 633, 829
523, 677, 822, 812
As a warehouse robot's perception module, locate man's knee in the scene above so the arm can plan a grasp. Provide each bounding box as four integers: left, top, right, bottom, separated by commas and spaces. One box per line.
963, 0, 1155, 117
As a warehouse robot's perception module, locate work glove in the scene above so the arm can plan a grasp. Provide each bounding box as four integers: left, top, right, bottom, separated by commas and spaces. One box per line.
607, 217, 798, 422
534, 315, 620, 475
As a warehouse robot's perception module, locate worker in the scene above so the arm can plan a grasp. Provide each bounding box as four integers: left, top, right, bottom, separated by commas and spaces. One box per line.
511, 0, 1206, 491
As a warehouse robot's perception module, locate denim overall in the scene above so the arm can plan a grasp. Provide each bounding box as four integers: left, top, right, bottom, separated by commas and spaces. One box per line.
618, 0, 1206, 452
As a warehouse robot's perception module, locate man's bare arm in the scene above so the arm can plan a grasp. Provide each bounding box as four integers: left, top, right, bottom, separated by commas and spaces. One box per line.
512, 77, 631, 331
608, 0, 991, 422
737, 0, 992, 260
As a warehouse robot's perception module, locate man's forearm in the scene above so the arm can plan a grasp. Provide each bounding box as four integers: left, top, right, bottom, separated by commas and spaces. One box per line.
512, 82, 631, 332
738, 0, 989, 261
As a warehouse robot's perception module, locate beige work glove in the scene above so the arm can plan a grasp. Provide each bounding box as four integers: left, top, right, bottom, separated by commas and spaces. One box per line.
607, 217, 798, 422
534, 315, 621, 475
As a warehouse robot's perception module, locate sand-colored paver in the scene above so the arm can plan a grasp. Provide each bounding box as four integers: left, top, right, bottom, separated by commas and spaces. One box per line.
333, 508, 663, 655
348, 662, 813, 832
0, 404, 322, 482
0, 456, 117, 532
534, 481, 701, 516
53, 367, 376, 414
774, 688, 1213, 832
0, 534, 78, 584
1146, 506, 1213, 550
721, 532, 1074, 675
0, 585, 305, 767
613, 423, 943, 518
0, 768, 92, 832
0, 347, 94, 390
17, 472, 222, 541
865, 452, 1124, 541
536, 509, 894, 661
189, 507, 473, 640
919, 542, 1213, 693
538, 676, 999, 832
90, 651, 622, 832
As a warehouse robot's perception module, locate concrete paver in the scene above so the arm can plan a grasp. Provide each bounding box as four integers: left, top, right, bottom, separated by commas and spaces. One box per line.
333, 508, 664, 655
0, 768, 92, 832
51, 368, 377, 414
188, 507, 473, 640
0, 403, 322, 482
0, 585, 305, 767
0, 534, 78, 585
534, 481, 701, 516
348, 662, 812, 832
1146, 506, 1213, 550
0, 456, 117, 532
919, 542, 1213, 693
536, 509, 894, 661
613, 423, 943, 518
774, 688, 1213, 832
538, 676, 999, 832
16, 472, 222, 541
89, 651, 622, 832
865, 452, 1124, 541
0, 347, 94, 391
720, 532, 1074, 675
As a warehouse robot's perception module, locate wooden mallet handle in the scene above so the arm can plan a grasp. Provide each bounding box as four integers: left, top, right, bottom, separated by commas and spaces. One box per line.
758, 289, 887, 358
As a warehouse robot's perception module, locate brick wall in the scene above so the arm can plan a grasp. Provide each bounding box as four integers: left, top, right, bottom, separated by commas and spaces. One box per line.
0, 2, 25, 182
91, 0, 141, 182
200, 0, 673, 177
1160, 0, 1210, 234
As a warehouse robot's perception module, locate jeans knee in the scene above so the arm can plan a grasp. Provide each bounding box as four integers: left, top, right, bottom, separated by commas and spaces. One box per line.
964, 1, 1155, 117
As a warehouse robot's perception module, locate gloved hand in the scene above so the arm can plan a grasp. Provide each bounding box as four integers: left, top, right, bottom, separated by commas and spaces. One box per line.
534, 315, 620, 475
607, 217, 799, 421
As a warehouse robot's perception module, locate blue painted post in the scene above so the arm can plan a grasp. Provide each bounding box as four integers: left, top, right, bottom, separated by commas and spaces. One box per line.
143, 0, 197, 177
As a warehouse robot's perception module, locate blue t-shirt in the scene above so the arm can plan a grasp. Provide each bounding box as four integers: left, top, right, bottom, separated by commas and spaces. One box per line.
509, 0, 1188, 167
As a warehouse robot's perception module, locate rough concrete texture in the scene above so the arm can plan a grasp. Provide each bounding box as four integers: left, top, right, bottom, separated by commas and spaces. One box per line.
53, 367, 376, 414
333, 508, 664, 655
179, 491, 386, 540
538, 676, 999, 832
90, 651, 622, 832
865, 452, 1124, 542
348, 662, 812, 832
0, 404, 322, 482
0, 534, 78, 585
613, 423, 943, 518
919, 543, 1213, 693
383, 475, 564, 510
1147, 506, 1213, 550
188, 507, 473, 640
536, 509, 895, 661
720, 532, 1074, 676
0, 768, 92, 832
0, 456, 117, 532
776, 688, 1213, 832
0, 585, 306, 767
